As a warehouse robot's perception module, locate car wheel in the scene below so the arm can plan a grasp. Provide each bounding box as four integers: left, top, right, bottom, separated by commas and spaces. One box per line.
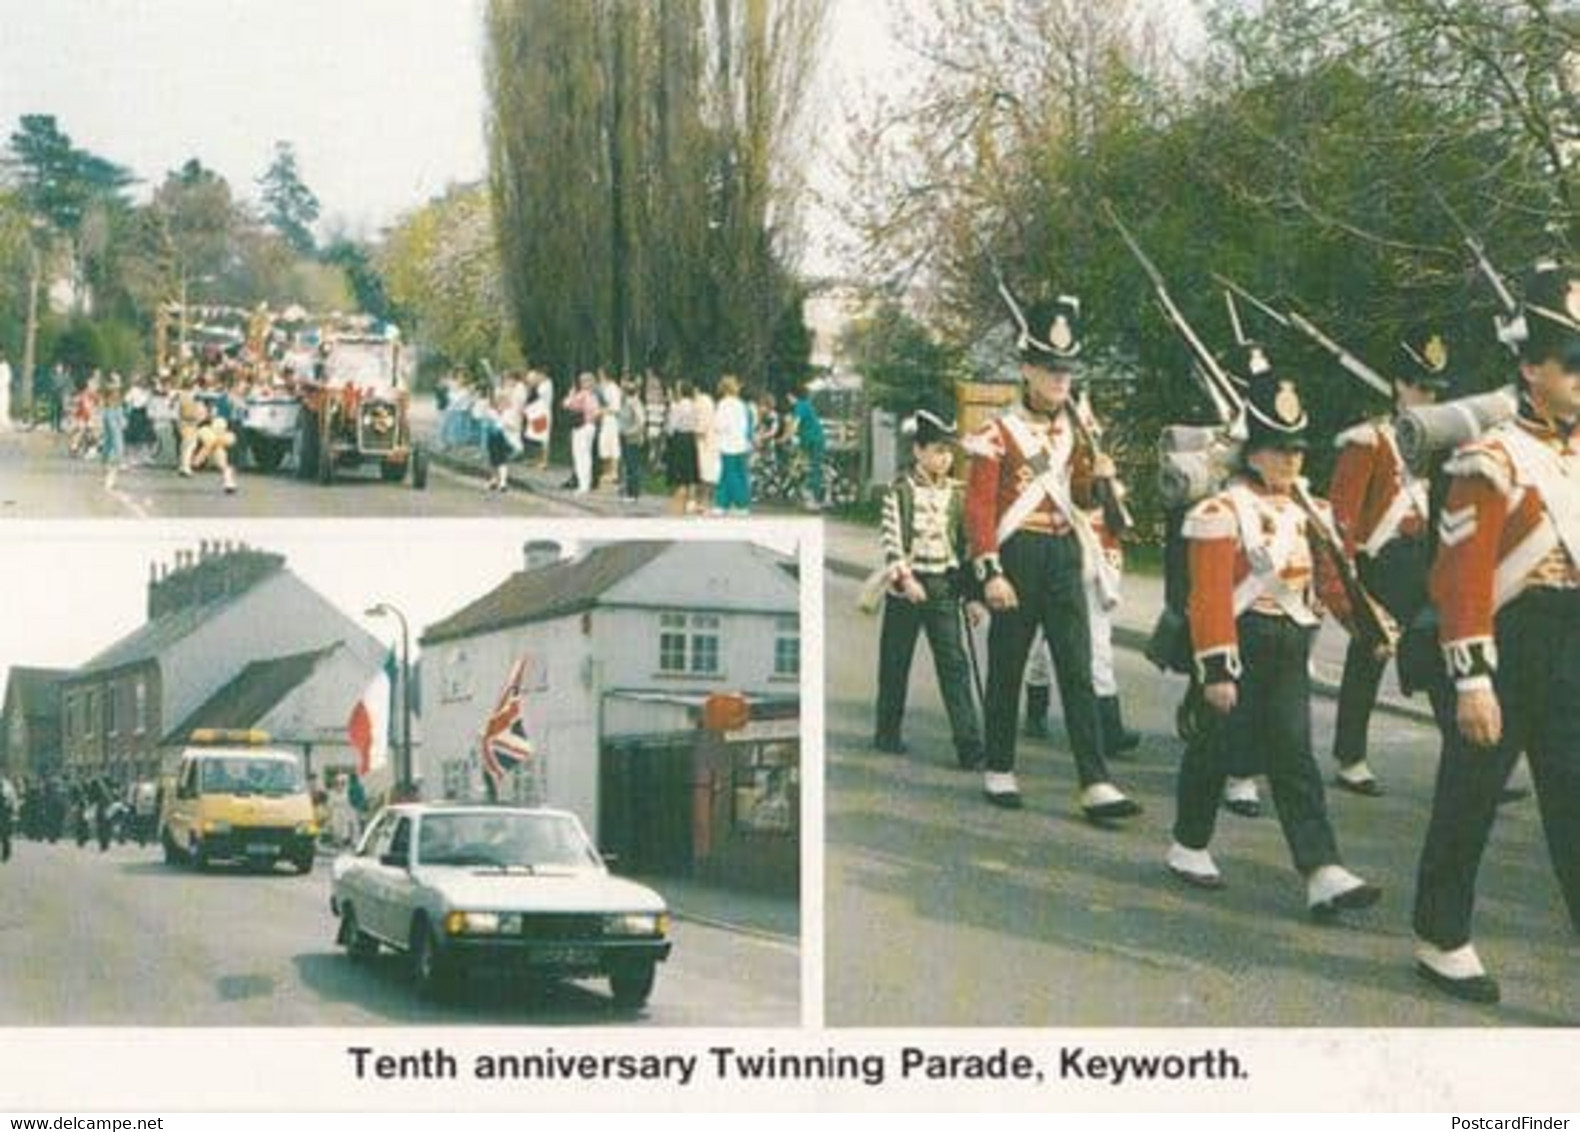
609, 960, 656, 1010
409, 919, 454, 999
339, 905, 380, 960
410, 445, 429, 490
293, 852, 314, 876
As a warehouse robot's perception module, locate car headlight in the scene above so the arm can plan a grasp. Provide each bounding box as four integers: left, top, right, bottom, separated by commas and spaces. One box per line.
605, 912, 667, 937
444, 911, 501, 936
295, 821, 319, 837
201, 820, 231, 835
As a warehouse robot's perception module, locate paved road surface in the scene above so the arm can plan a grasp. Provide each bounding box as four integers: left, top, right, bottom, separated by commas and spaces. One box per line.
823, 571, 1580, 1027
0, 839, 798, 1026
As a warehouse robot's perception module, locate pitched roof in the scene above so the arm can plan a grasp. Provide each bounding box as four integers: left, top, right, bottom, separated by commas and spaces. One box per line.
422, 542, 672, 646
77, 588, 253, 676
3, 667, 71, 718
162, 644, 340, 743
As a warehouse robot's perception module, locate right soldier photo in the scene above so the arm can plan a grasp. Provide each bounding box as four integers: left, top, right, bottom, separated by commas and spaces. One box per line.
824, 223, 1580, 1028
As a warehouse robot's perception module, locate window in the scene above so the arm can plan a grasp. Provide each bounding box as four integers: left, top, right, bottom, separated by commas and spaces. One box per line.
106, 685, 118, 738
134, 678, 147, 736
62, 693, 74, 742
658, 613, 722, 676
84, 690, 96, 739
773, 615, 800, 678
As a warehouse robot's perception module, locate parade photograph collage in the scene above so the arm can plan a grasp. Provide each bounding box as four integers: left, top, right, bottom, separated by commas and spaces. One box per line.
1, 0, 1578, 1117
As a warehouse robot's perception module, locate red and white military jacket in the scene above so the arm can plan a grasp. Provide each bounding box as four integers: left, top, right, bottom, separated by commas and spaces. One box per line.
1328, 420, 1428, 559
962, 401, 1096, 577
1431, 416, 1580, 691
1183, 477, 1352, 684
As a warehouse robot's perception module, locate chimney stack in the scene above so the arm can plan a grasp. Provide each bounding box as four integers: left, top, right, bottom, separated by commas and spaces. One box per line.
523, 540, 564, 572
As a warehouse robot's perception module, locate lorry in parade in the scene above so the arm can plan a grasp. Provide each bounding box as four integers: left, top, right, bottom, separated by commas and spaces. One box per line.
153, 300, 429, 489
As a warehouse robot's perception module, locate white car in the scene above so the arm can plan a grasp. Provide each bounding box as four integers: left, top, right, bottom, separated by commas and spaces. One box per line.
330, 803, 672, 1007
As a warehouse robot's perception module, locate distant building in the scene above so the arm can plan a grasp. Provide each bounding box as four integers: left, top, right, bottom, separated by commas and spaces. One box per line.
58, 541, 387, 784
420, 540, 802, 892
1, 667, 69, 784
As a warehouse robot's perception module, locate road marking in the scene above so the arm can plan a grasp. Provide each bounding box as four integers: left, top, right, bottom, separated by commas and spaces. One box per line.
105, 482, 153, 519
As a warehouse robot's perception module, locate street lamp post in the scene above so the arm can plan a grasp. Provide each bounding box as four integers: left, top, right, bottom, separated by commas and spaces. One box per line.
365, 603, 414, 799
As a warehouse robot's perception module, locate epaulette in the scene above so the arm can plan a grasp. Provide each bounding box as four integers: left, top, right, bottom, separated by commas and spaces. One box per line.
1442, 439, 1514, 496
1182, 495, 1237, 540
1333, 421, 1380, 450
960, 422, 1004, 459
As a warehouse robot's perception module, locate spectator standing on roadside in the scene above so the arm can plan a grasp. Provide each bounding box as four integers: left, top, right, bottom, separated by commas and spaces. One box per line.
713, 375, 754, 515
665, 380, 701, 516
618, 375, 648, 502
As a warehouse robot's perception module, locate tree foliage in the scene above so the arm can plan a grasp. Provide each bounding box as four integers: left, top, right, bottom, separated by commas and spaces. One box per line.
379, 183, 517, 372
848, 0, 1580, 524
485, 0, 828, 391
257, 140, 322, 255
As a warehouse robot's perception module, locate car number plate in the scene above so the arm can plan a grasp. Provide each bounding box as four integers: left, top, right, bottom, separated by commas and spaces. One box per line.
246, 843, 280, 856
530, 946, 599, 966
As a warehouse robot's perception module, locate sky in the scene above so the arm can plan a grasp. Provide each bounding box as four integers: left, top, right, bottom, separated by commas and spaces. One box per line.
0, 0, 901, 251
0, 1, 1199, 266
0, 519, 805, 685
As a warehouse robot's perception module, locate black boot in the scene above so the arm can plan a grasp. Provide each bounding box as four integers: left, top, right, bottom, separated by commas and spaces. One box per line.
1024, 684, 1050, 738
1099, 695, 1141, 754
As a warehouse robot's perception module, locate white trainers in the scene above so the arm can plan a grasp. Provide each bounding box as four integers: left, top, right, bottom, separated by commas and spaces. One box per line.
1306, 864, 1381, 918
1223, 776, 1262, 817
1081, 782, 1142, 820
1414, 939, 1500, 1003
1333, 761, 1383, 796
1166, 842, 1224, 889
982, 771, 1022, 809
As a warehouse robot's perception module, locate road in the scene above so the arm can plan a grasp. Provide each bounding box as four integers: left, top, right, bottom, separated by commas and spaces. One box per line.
823, 571, 1580, 1027
0, 423, 589, 519
0, 839, 798, 1026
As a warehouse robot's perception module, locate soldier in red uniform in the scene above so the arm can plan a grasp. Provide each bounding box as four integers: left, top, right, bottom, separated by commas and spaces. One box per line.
1166, 366, 1384, 919
1412, 261, 1580, 1004
1326, 331, 1450, 795
963, 294, 1141, 819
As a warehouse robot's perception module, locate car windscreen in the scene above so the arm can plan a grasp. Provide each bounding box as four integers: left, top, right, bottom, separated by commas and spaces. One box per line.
416, 812, 601, 870
198, 757, 303, 797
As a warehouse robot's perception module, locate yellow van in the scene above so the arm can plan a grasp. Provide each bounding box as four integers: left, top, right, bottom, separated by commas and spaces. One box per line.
160, 731, 319, 874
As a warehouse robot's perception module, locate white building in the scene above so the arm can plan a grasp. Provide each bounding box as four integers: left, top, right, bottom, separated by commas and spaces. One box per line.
418, 540, 802, 886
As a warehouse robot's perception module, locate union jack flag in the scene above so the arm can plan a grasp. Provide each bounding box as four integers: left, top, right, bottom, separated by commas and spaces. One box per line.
481, 659, 534, 793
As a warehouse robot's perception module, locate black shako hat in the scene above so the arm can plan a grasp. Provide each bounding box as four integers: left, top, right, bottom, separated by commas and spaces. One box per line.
1241, 358, 1310, 452
1398, 328, 1454, 391
998, 281, 1082, 372
1519, 259, 1580, 367
902, 409, 958, 448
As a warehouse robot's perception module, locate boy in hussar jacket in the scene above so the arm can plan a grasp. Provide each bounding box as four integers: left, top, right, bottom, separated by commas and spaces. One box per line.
872, 410, 984, 771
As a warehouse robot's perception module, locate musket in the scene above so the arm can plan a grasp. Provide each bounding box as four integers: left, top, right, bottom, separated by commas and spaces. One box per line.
1103, 201, 1245, 425
1291, 479, 1399, 657
1432, 189, 1527, 352
1214, 274, 1394, 398
1070, 385, 1136, 538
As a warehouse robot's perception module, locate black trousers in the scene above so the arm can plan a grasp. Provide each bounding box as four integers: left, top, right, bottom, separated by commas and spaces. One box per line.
983, 532, 1110, 785
1173, 613, 1341, 873
1332, 536, 1430, 768
875, 574, 983, 763
1413, 588, 1580, 949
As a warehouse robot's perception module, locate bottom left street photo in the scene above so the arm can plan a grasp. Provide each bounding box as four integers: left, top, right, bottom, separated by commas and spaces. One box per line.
0, 519, 808, 1027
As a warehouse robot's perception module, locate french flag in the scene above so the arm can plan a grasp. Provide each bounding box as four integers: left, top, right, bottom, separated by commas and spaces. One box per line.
347, 650, 398, 777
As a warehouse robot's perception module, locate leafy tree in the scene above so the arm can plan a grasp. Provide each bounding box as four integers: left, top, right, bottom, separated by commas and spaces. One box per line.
485, 0, 827, 386
257, 141, 321, 255
379, 183, 516, 371
5, 114, 133, 236
841, 299, 962, 416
